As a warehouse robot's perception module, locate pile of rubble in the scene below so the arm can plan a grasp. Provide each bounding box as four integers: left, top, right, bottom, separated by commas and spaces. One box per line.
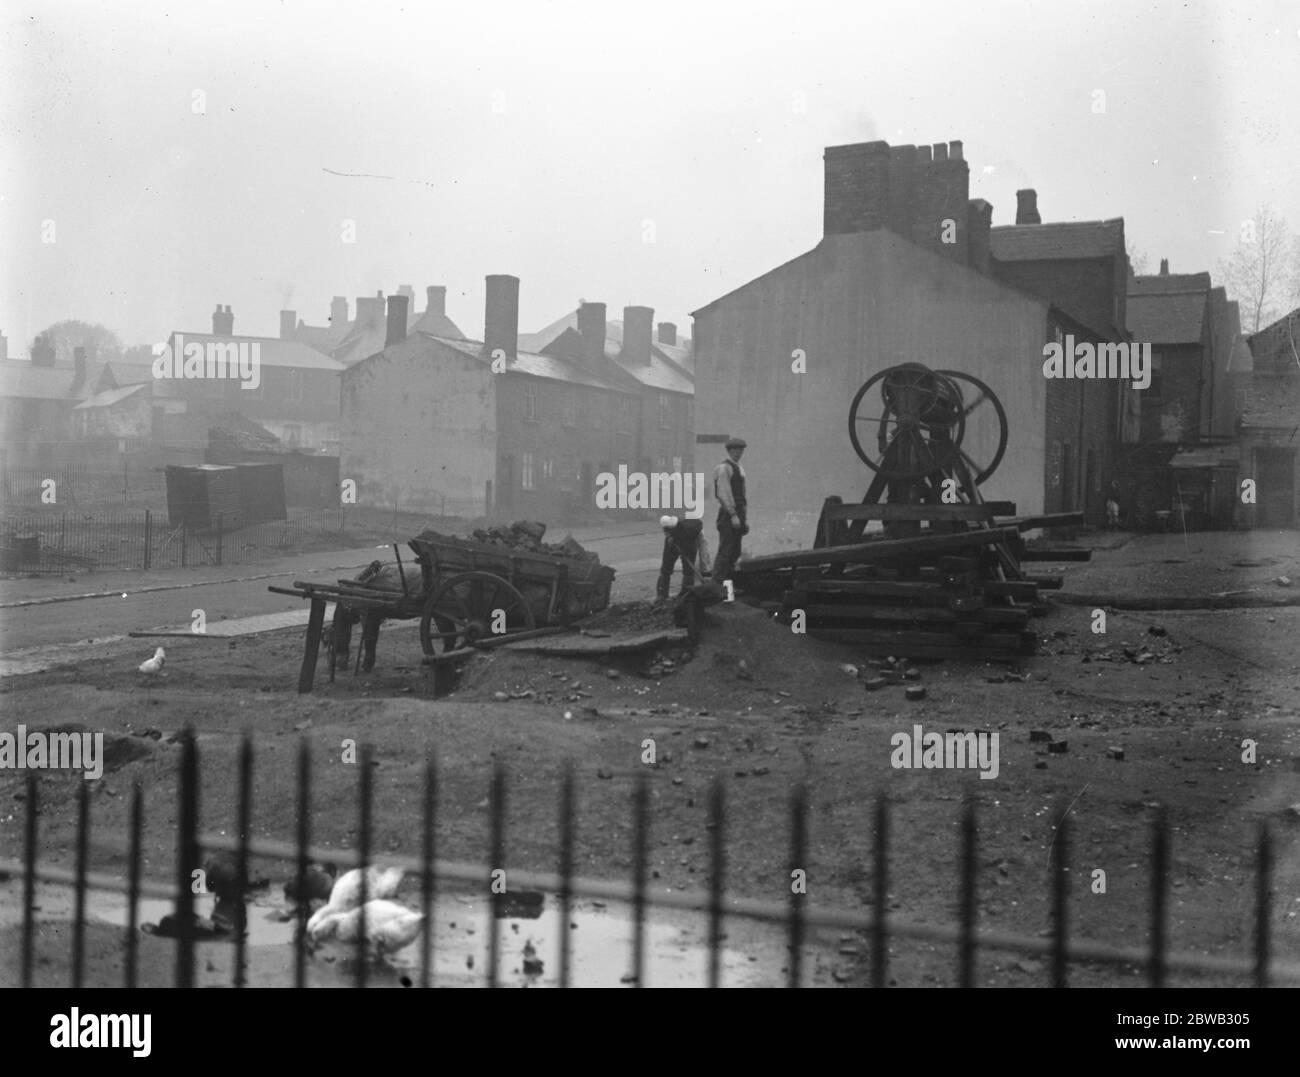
420, 520, 599, 561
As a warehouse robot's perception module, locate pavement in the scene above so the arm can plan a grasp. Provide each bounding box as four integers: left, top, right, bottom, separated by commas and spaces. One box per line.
0, 521, 659, 609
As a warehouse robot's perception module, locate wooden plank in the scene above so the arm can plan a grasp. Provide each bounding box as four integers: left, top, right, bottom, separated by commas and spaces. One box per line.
798, 579, 949, 599
795, 603, 958, 623
822, 502, 1015, 522
1018, 548, 1092, 562
298, 597, 326, 694
978, 581, 1040, 600
1027, 575, 1064, 590
737, 527, 1021, 573
1000, 512, 1085, 531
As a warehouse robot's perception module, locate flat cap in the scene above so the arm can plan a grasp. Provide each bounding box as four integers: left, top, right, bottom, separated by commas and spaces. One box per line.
725, 436, 747, 448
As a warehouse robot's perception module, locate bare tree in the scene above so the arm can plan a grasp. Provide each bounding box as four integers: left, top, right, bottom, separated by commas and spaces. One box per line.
1125, 240, 1149, 276
1220, 205, 1294, 333
28, 319, 123, 364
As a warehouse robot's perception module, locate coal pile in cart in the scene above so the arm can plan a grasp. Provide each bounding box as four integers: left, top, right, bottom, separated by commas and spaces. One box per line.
730, 363, 1092, 660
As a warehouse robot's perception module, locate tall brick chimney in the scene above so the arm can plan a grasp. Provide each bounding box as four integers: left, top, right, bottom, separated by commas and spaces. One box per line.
425, 286, 446, 316
30, 334, 56, 367
657, 322, 677, 347
622, 306, 654, 365
1015, 189, 1041, 225
577, 302, 607, 363
385, 294, 410, 348
823, 140, 892, 236
483, 275, 519, 361
355, 294, 384, 328
280, 310, 296, 340
211, 305, 234, 334
966, 199, 993, 275
913, 141, 969, 262
329, 296, 349, 330
1159, 258, 1169, 275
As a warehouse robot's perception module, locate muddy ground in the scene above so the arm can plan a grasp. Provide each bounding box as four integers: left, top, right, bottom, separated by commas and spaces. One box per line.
1, 583, 1299, 987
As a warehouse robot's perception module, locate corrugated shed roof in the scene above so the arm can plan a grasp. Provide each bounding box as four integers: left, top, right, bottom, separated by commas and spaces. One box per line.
990, 219, 1125, 261
1126, 292, 1207, 345
428, 335, 631, 392
1241, 374, 1300, 428
1129, 272, 1211, 295
166, 333, 345, 371
73, 383, 147, 410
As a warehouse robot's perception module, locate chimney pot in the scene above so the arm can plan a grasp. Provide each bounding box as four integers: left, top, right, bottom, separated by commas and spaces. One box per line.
330, 296, 348, 329
1159, 258, 1169, 275
483, 275, 520, 362
933, 143, 949, 161
577, 302, 607, 363
657, 321, 677, 347
917, 145, 932, 162
213, 305, 234, 335
385, 294, 410, 348
1015, 189, 1041, 225
949, 140, 963, 160
622, 306, 654, 365
280, 310, 297, 340
426, 286, 446, 317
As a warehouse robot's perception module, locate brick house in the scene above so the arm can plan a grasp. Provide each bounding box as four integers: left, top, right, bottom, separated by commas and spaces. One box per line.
989, 191, 1133, 524
0, 339, 106, 467
1239, 308, 1300, 527
691, 138, 1066, 552
339, 278, 645, 523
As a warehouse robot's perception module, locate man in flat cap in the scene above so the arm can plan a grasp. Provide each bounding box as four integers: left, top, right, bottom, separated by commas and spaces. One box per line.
712, 436, 748, 586
655, 514, 707, 605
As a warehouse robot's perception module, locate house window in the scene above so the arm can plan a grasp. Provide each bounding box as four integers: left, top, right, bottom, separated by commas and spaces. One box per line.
1050, 440, 1062, 487
524, 385, 538, 422
562, 392, 576, 428
288, 370, 303, 403
615, 398, 631, 434
658, 394, 670, 429
542, 458, 554, 482
655, 456, 668, 472
522, 452, 535, 490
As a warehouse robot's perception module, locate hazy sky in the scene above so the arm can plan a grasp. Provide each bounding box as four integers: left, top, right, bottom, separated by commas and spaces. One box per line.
2, 0, 1297, 353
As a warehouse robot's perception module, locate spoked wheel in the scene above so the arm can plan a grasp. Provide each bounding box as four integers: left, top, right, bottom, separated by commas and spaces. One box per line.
848, 363, 966, 479
934, 370, 1008, 486
419, 571, 536, 655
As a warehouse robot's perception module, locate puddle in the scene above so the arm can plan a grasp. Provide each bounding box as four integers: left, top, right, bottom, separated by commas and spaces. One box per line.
1, 879, 826, 987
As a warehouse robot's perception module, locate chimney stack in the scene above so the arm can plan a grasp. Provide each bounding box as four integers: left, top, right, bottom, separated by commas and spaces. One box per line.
1015, 189, 1041, 225
426, 286, 446, 316
355, 295, 384, 327
657, 322, 677, 347
966, 199, 993, 275
280, 310, 297, 340
622, 306, 654, 365
385, 294, 410, 348
31, 334, 56, 367
212, 305, 234, 334
483, 275, 520, 362
329, 296, 348, 330
1159, 258, 1169, 275
577, 302, 607, 363
823, 140, 892, 236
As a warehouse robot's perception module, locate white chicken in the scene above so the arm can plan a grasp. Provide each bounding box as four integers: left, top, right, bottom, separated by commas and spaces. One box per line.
308, 899, 425, 955
305, 864, 405, 934
138, 647, 166, 677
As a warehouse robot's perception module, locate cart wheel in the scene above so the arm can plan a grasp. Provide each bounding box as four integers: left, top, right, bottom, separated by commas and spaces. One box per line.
934, 369, 1009, 485
419, 571, 537, 655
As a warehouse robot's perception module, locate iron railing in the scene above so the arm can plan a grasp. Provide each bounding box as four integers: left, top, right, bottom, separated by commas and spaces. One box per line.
4, 728, 1294, 988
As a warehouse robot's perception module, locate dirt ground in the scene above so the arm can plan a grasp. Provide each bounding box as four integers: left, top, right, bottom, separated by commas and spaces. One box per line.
2, 534, 1298, 988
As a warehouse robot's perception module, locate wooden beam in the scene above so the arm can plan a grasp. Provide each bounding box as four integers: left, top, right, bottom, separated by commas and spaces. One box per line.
736, 527, 1020, 572
822, 502, 1015, 522
1000, 512, 1085, 531
1018, 548, 1092, 562
1027, 576, 1065, 590
978, 581, 1040, 600
298, 597, 326, 694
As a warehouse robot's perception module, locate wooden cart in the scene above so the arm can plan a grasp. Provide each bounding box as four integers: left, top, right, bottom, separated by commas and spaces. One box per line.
270, 531, 615, 693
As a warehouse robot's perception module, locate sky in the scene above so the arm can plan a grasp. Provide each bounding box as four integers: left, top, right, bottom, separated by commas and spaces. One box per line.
2, 0, 1298, 354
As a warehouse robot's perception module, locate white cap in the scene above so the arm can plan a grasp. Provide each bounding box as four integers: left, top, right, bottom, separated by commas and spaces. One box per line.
660, 515, 678, 529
